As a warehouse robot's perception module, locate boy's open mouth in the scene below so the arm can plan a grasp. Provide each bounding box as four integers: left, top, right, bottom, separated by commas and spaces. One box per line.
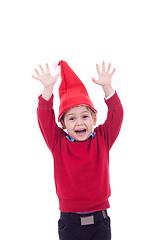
75, 129, 87, 135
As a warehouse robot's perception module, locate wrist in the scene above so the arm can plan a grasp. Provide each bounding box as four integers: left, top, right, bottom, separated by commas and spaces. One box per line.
102, 85, 114, 98
42, 86, 54, 101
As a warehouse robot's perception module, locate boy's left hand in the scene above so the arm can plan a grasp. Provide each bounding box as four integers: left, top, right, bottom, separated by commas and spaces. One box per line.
92, 61, 115, 87
92, 61, 115, 97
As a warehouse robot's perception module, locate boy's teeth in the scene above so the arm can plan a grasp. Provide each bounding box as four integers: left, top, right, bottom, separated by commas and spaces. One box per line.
75, 129, 86, 134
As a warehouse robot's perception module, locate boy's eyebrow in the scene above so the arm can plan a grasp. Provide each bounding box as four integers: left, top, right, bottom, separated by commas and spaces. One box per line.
81, 111, 90, 114
65, 113, 76, 117
66, 110, 89, 118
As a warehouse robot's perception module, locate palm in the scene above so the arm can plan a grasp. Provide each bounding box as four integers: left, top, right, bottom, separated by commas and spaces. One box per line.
97, 71, 112, 86
32, 63, 60, 88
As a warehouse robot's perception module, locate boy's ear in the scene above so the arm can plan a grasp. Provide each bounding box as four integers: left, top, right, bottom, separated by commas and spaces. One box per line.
61, 120, 66, 129
93, 114, 97, 126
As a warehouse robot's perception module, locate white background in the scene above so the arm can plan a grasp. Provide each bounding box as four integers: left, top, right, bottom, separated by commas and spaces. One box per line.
0, 0, 160, 239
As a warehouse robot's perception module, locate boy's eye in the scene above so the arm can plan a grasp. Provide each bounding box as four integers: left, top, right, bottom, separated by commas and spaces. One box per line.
69, 117, 75, 121
83, 115, 89, 119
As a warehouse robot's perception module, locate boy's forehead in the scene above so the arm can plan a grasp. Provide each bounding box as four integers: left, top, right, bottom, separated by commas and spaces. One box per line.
66, 105, 89, 115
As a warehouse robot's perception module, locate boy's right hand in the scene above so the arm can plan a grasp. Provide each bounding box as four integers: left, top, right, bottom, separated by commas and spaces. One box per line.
32, 63, 60, 88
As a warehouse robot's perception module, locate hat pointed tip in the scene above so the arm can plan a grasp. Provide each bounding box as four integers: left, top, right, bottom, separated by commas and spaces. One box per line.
58, 60, 65, 66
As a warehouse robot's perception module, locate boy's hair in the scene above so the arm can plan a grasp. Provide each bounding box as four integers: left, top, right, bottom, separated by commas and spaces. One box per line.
60, 105, 96, 127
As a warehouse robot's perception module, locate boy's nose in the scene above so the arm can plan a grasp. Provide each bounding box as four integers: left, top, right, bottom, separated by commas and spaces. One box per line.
76, 118, 83, 125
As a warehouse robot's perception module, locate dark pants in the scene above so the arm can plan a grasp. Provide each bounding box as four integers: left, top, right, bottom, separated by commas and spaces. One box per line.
58, 210, 111, 240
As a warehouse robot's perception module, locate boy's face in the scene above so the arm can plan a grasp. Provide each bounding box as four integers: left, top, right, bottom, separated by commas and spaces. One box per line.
62, 105, 97, 141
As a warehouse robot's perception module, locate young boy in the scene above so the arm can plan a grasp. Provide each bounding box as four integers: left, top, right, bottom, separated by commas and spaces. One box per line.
32, 60, 123, 240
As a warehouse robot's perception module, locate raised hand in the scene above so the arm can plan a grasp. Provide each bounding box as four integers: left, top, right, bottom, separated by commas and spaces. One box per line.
32, 63, 60, 88
92, 61, 115, 87
92, 61, 115, 97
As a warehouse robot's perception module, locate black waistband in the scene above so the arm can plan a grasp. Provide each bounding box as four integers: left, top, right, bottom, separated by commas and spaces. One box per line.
60, 210, 108, 225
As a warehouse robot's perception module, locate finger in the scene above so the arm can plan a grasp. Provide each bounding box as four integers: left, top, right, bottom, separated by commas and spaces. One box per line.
46, 63, 50, 74
110, 68, 116, 77
92, 77, 98, 84
35, 68, 41, 77
32, 75, 40, 80
96, 64, 101, 75
107, 63, 111, 73
102, 61, 105, 72
55, 73, 60, 80
39, 64, 45, 74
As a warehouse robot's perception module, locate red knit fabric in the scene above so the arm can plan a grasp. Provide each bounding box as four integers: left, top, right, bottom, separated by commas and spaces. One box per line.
37, 92, 123, 212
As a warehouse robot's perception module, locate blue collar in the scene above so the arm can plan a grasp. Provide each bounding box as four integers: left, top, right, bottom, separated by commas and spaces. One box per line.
66, 132, 96, 142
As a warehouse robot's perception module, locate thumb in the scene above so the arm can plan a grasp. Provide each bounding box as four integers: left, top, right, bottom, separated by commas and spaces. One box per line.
92, 77, 99, 85
55, 73, 60, 80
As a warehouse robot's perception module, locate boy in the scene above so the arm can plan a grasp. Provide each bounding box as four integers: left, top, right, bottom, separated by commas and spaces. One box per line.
32, 60, 123, 240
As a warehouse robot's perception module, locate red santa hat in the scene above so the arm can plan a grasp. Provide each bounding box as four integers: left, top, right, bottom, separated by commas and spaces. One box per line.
58, 60, 97, 121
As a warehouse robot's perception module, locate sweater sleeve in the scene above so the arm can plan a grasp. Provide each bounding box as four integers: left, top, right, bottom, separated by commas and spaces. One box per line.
96, 91, 124, 150
37, 94, 63, 152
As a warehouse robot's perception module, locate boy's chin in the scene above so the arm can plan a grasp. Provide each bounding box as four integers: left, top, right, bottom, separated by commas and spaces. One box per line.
75, 137, 88, 141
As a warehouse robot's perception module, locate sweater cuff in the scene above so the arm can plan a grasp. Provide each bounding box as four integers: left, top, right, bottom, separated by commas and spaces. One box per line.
38, 94, 54, 110
104, 91, 122, 109
104, 91, 116, 100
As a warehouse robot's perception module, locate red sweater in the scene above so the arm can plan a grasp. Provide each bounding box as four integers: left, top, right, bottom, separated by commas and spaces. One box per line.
37, 92, 123, 212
